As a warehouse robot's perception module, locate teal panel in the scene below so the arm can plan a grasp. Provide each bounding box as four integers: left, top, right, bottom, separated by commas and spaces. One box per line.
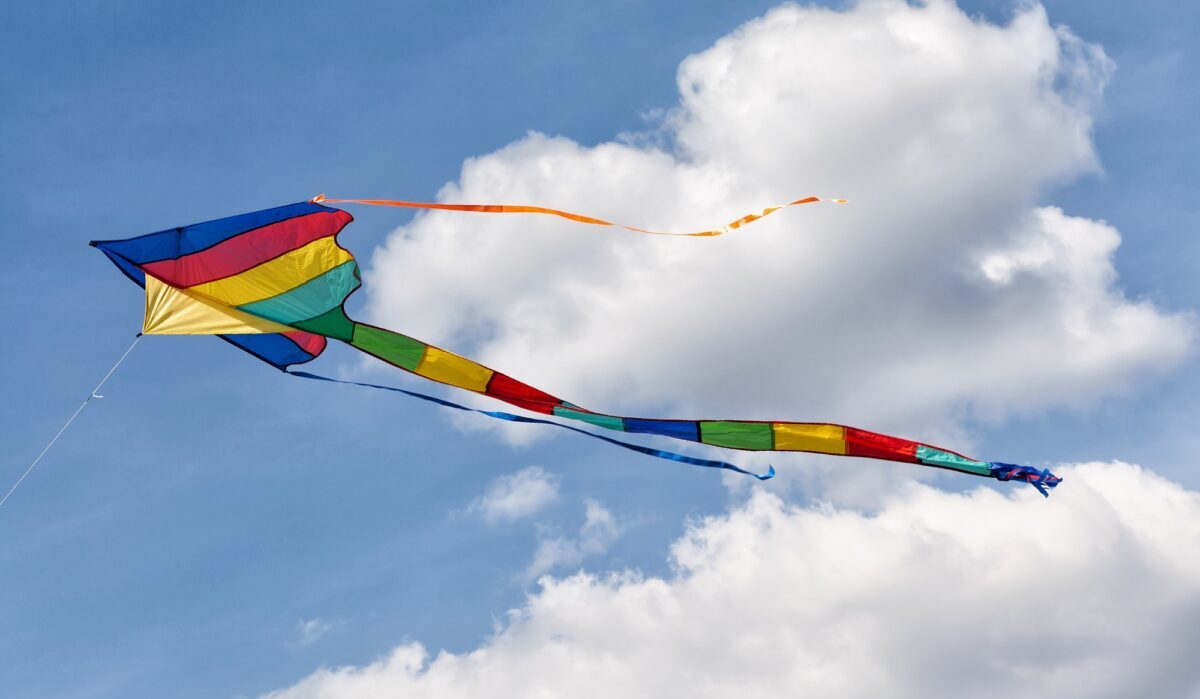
553, 407, 625, 432
238, 261, 359, 325
915, 445, 992, 476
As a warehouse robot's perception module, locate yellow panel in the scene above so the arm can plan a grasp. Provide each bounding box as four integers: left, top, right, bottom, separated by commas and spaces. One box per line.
772, 423, 847, 454
416, 346, 493, 392
186, 237, 353, 307
143, 275, 296, 335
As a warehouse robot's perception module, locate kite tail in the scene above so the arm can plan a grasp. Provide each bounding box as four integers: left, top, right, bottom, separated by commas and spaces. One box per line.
335, 320, 1057, 493
988, 463, 1063, 497
310, 194, 846, 237
286, 371, 774, 481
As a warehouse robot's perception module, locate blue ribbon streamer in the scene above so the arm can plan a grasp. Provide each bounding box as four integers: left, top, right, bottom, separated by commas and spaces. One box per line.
287, 370, 775, 481
988, 462, 1062, 497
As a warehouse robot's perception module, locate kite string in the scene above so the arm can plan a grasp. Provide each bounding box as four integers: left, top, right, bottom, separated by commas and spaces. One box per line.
0, 334, 142, 509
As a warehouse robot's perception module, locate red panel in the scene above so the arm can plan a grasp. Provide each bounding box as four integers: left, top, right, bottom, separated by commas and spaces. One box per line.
484, 372, 563, 414
845, 428, 919, 463
283, 330, 327, 358
141, 210, 353, 287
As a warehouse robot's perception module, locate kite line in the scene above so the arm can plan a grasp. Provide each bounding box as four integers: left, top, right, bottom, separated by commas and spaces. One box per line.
0, 334, 141, 509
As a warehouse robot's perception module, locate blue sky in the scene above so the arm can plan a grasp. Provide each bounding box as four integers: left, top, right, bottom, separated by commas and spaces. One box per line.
2, 2, 1198, 698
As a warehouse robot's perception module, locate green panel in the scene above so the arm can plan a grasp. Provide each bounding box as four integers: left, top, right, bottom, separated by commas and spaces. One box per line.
700, 421, 774, 450
915, 445, 992, 476
350, 323, 426, 371
291, 306, 356, 341
553, 407, 625, 432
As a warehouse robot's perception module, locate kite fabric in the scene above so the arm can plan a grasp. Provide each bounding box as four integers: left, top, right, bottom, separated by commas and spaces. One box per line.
91, 199, 1061, 495
310, 193, 847, 237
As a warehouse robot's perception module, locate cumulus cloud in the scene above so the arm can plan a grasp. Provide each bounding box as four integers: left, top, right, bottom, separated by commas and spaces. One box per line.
466, 466, 560, 523
286, 3, 1198, 695
361, 0, 1191, 468
524, 499, 621, 581
261, 462, 1200, 699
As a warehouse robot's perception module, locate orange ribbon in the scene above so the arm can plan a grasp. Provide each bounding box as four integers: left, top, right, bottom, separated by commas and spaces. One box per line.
310, 194, 845, 237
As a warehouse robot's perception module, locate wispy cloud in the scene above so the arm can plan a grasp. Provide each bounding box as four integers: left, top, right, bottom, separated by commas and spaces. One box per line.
291, 618, 337, 649
468, 466, 560, 523
524, 499, 621, 581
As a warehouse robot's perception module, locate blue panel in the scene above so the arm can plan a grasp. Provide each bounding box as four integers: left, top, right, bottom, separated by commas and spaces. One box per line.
219, 333, 317, 370
90, 201, 337, 265
623, 418, 699, 442
98, 248, 147, 287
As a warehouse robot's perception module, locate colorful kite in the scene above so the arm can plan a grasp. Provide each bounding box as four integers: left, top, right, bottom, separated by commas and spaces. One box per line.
88, 198, 1060, 495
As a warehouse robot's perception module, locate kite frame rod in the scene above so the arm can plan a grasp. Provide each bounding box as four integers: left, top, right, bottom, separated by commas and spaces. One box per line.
0, 334, 142, 509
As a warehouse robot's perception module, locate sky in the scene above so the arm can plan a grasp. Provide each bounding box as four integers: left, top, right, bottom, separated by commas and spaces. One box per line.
1, 1, 1198, 697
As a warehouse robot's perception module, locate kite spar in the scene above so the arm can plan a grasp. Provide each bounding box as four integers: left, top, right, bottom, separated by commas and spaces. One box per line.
80, 196, 1059, 497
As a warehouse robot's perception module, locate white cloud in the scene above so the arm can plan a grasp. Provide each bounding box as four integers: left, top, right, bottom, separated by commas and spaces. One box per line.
292, 618, 336, 649
467, 466, 560, 523
285, 3, 1198, 695
524, 499, 621, 581
360, 0, 1190, 471
260, 462, 1200, 699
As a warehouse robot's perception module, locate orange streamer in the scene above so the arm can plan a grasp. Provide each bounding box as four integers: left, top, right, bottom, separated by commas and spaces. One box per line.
310, 193, 845, 237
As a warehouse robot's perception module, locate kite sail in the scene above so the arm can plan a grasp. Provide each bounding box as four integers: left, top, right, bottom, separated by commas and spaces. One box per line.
91, 199, 1060, 495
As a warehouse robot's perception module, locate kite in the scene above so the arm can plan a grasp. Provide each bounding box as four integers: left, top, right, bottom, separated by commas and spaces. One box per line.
81, 196, 1058, 497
